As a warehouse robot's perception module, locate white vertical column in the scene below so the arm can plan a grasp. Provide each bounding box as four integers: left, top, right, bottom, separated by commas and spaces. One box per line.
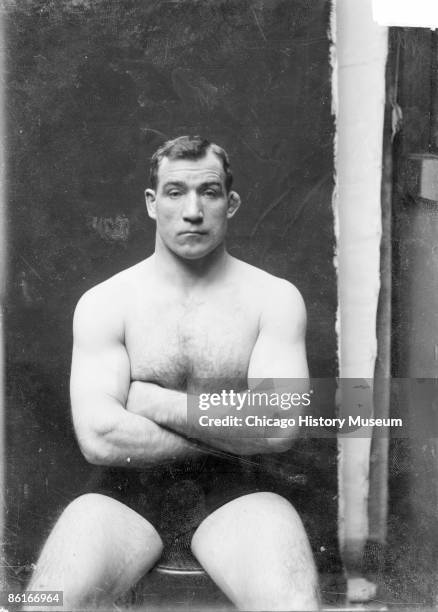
334, 0, 387, 599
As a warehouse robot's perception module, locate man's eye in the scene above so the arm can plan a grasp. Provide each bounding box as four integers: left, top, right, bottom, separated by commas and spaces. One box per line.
204, 189, 218, 197
168, 190, 181, 198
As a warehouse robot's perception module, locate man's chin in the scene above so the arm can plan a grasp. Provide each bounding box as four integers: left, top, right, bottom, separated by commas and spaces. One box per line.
176, 248, 212, 260
171, 243, 220, 261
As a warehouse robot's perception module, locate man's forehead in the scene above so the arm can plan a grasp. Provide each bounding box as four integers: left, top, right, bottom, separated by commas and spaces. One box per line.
157, 152, 226, 186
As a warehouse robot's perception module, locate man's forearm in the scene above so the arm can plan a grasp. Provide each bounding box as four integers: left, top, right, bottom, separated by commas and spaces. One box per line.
126, 381, 293, 455
127, 381, 188, 432
76, 399, 203, 468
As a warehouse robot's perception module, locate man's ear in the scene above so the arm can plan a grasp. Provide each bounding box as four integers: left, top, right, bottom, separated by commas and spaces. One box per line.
145, 189, 157, 220
226, 191, 241, 219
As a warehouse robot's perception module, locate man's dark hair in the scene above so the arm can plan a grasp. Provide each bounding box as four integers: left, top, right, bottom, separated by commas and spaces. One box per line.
149, 135, 233, 192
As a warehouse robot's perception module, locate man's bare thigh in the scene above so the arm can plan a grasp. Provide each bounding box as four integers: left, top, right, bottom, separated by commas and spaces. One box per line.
191, 492, 319, 610
28, 494, 164, 604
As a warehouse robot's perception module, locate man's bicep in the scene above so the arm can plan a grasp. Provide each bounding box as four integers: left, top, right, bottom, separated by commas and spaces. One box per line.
248, 334, 308, 383
70, 342, 131, 406
247, 281, 309, 381
70, 291, 131, 424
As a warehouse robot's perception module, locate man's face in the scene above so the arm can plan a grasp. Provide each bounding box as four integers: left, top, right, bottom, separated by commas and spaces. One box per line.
145, 150, 240, 260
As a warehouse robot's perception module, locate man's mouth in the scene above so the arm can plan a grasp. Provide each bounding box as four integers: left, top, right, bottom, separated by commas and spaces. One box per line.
179, 230, 207, 236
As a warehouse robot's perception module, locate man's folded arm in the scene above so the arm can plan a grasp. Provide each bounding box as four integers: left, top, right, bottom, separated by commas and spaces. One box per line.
70, 289, 201, 467
127, 280, 309, 455
126, 382, 245, 455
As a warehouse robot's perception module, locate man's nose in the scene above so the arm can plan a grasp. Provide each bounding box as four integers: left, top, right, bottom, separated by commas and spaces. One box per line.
182, 192, 203, 223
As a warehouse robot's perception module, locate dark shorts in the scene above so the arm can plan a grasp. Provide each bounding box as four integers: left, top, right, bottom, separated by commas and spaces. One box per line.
83, 454, 263, 569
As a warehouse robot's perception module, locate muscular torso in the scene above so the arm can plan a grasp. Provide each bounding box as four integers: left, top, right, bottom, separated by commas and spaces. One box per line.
123, 260, 262, 393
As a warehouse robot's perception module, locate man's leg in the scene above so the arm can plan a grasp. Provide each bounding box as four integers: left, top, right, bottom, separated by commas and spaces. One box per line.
191, 492, 319, 611
26, 493, 163, 609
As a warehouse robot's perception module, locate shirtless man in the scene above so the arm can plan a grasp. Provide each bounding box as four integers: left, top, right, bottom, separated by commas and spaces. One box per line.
27, 136, 319, 610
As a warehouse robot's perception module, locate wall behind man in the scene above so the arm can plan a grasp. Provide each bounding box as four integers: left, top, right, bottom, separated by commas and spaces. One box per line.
5, 0, 339, 589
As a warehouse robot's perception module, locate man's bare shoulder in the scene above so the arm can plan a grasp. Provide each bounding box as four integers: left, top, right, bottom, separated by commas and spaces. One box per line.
230, 256, 305, 308
78, 258, 153, 302
73, 258, 153, 333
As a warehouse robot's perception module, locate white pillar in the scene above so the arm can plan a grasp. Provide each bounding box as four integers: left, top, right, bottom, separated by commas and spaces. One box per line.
334, 0, 388, 600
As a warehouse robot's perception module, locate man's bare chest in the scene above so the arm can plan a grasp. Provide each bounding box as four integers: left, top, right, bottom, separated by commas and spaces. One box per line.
125, 296, 260, 391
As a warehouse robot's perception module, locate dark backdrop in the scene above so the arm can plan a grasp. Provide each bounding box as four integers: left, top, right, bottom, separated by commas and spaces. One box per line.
4, 0, 339, 593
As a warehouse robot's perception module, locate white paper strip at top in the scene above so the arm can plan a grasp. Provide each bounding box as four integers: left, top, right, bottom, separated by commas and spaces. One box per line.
373, 0, 438, 28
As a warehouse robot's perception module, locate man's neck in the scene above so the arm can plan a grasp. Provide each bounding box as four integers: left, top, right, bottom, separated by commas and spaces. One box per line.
152, 239, 230, 290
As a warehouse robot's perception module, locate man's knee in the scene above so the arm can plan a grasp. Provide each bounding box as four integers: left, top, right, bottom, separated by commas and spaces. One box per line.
57, 494, 121, 535
51, 493, 163, 550
241, 491, 302, 517
247, 492, 308, 533
62, 493, 111, 519
195, 491, 305, 535
192, 491, 311, 560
